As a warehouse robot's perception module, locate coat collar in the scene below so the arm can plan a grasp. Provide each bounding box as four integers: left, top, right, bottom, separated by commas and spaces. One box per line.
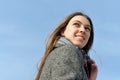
55, 37, 87, 55
56, 37, 73, 47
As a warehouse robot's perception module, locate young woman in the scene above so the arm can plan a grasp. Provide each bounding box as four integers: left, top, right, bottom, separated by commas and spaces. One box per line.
36, 12, 98, 80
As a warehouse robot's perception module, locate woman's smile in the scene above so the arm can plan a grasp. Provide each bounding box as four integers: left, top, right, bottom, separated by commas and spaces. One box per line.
75, 34, 85, 41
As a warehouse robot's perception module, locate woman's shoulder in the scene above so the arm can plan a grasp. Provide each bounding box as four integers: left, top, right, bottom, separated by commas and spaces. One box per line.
51, 45, 76, 55
47, 44, 83, 62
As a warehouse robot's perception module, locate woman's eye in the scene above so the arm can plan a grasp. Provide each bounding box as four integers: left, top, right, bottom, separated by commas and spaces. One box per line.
73, 23, 80, 27
85, 26, 91, 32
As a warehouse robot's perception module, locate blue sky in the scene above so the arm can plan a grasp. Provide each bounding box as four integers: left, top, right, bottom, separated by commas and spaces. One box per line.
0, 0, 120, 80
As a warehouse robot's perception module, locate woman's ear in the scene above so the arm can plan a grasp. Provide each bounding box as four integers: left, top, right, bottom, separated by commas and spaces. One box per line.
61, 31, 64, 36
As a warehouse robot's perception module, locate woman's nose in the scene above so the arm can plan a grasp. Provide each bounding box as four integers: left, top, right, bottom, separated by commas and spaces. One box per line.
79, 26, 85, 33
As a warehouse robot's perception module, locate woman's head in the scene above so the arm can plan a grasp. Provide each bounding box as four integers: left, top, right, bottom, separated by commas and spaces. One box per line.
61, 15, 91, 49
48, 12, 94, 53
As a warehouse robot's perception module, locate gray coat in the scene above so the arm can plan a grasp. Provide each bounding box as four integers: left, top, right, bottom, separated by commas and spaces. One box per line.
40, 37, 88, 80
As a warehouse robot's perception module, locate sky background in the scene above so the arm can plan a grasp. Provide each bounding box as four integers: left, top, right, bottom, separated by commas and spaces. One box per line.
0, 0, 120, 80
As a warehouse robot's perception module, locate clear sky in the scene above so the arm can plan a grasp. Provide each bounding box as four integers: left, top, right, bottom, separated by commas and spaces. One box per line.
0, 0, 120, 80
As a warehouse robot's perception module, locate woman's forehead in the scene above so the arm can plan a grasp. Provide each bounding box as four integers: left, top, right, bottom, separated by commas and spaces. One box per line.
70, 15, 90, 25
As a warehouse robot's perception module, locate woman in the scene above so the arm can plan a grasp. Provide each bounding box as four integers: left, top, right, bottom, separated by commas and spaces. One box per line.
36, 12, 98, 80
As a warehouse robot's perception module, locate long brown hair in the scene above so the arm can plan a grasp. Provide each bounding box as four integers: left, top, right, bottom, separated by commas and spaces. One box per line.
36, 12, 94, 80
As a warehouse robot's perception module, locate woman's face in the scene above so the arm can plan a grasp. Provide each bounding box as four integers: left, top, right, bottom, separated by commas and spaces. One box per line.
61, 15, 91, 48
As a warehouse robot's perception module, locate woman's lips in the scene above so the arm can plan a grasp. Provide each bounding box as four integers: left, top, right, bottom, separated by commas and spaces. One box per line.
76, 35, 85, 40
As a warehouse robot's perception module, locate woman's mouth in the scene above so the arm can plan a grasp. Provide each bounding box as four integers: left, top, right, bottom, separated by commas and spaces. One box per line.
76, 35, 85, 40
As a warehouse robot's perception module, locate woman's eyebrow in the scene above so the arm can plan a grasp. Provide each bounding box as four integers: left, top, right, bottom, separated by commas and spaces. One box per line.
73, 20, 91, 26
73, 20, 82, 24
